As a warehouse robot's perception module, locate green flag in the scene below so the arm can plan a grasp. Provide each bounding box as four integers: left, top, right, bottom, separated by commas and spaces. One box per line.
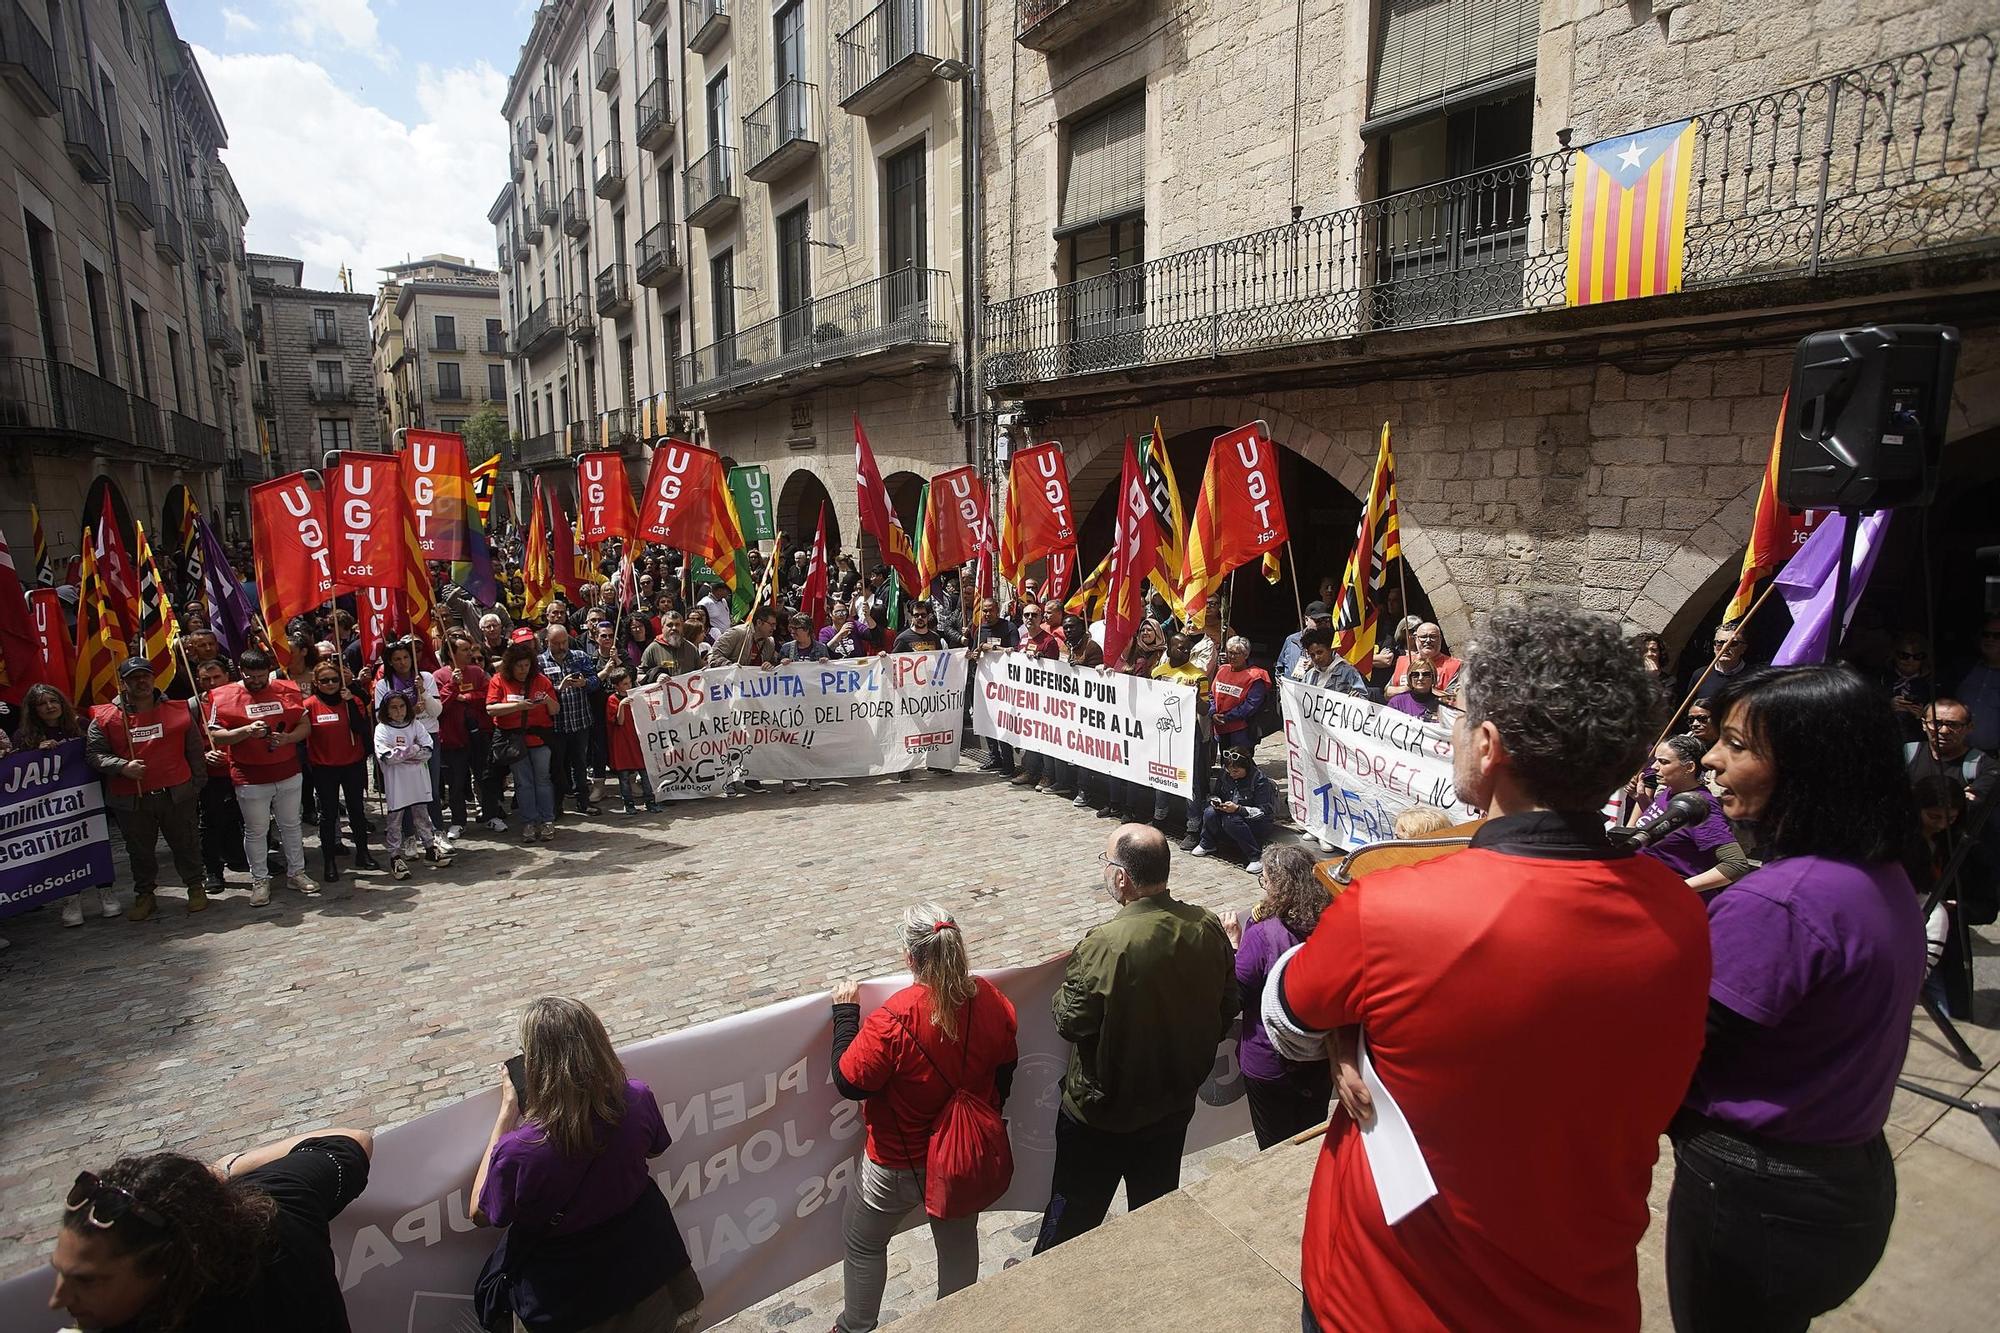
727, 466, 776, 543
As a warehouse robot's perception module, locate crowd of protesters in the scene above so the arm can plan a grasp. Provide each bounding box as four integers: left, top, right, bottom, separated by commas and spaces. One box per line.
38, 596, 1989, 1333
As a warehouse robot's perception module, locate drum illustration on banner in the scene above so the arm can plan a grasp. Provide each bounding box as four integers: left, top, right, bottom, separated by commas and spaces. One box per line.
970, 655, 1196, 798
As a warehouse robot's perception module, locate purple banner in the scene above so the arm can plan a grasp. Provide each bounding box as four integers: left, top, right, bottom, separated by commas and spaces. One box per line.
0, 739, 114, 918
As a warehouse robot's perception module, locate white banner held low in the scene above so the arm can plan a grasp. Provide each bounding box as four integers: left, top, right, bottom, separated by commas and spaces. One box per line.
971, 655, 1197, 798
1279, 679, 1478, 849
628, 653, 969, 798
0, 959, 1252, 1333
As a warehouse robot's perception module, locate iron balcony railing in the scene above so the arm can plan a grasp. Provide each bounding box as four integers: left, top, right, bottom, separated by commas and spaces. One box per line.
685, 145, 739, 226
635, 219, 682, 287
169, 410, 225, 466
252, 383, 274, 416
306, 377, 360, 405
533, 87, 553, 132
60, 84, 108, 182
434, 378, 471, 403
744, 79, 818, 180
566, 293, 598, 341
985, 32, 2000, 389
486, 331, 509, 354
427, 328, 461, 352
129, 397, 166, 454
637, 76, 674, 152
0, 357, 134, 446
187, 190, 218, 237
515, 299, 559, 355
309, 324, 343, 350
523, 206, 545, 246
837, 0, 937, 114
593, 28, 618, 91
596, 262, 632, 316
113, 154, 153, 229
154, 202, 185, 264
562, 186, 591, 236
685, 0, 729, 54
510, 146, 524, 181
518, 120, 537, 160
679, 266, 950, 403
536, 183, 558, 225
594, 141, 625, 198
0, 0, 60, 117
516, 430, 562, 465
562, 89, 582, 143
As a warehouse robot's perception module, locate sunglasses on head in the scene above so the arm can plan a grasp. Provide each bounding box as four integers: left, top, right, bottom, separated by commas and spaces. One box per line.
66, 1172, 166, 1231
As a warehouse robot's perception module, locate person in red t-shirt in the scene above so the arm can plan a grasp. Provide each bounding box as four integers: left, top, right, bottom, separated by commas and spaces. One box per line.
828, 906, 1019, 1333
1271, 602, 1710, 1333
190, 658, 249, 892
435, 631, 498, 836
303, 660, 377, 884
207, 648, 315, 907
602, 667, 658, 814
486, 637, 559, 842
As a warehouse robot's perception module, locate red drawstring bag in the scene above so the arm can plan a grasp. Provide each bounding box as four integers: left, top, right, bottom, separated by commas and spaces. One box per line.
892, 993, 1013, 1219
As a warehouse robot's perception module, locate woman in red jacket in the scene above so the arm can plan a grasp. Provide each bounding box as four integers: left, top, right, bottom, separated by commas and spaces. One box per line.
486, 637, 559, 842
303, 660, 378, 883
827, 906, 1019, 1333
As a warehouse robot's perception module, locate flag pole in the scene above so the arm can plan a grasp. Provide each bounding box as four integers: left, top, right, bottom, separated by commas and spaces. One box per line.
1284, 539, 1306, 625
1654, 579, 1780, 749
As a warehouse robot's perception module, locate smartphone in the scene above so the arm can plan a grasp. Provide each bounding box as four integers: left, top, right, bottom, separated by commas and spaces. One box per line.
505, 1054, 527, 1106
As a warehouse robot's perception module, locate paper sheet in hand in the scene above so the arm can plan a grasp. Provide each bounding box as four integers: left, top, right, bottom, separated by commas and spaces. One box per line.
1359, 1032, 1439, 1225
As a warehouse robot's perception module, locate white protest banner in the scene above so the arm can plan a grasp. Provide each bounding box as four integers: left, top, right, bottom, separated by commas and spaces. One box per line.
0, 959, 1252, 1333
629, 653, 970, 798
971, 655, 1196, 798
1279, 678, 1478, 849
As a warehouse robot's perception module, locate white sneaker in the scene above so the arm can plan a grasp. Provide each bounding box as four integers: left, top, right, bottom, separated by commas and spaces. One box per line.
250, 881, 272, 907
1316, 834, 1336, 853
1245, 860, 1264, 875
1189, 845, 1211, 858
391, 856, 411, 881
446, 824, 464, 842
61, 896, 85, 927
486, 817, 510, 833
286, 872, 320, 897
97, 888, 121, 918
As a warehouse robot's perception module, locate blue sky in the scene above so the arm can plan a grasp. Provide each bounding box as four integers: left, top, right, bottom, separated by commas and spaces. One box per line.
173, 0, 532, 289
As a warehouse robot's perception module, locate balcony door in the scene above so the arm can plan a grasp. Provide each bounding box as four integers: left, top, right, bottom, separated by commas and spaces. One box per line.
710, 248, 737, 374
886, 0, 921, 66
1057, 93, 1146, 370
774, 2, 805, 139
883, 143, 925, 323
706, 71, 730, 151
777, 205, 811, 353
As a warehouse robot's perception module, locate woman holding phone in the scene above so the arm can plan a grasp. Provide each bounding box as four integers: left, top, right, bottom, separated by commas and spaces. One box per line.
486, 637, 559, 843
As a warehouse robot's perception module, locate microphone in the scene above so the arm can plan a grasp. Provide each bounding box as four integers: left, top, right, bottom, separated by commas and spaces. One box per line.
1618, 790, 1715, 848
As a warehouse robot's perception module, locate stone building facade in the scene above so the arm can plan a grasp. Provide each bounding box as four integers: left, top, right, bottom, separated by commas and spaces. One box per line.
374, 255, 507, 441
246, 254, 381, 474
0, 0, 259, 560
978, 0, 2000, 656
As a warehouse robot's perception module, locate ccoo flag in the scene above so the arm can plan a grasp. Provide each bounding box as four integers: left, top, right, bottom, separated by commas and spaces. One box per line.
1330, 424, 1403, 668
1565, 118, 1696, 307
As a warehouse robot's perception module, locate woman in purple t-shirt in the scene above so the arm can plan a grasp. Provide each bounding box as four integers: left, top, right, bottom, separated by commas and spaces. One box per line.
1637, 734, 1750, 892
1669, 666, 1924, 1333
1220, 845, 1335, 1149
469, 997, 703, 1333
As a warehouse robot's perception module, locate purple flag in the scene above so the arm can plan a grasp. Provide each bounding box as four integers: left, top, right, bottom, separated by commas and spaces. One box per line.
1771, 509, 1892, 666
195, 511, 256, 659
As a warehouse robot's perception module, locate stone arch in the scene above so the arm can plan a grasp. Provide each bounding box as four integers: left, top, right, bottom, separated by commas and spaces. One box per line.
776, 466, 842, 554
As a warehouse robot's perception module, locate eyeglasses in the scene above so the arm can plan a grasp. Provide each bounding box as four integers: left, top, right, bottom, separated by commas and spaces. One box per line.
1896, 650, 1928, 661
1095, 852, 1127, 872
1927, 716, 1969, 729
66, 1172, 166, 1231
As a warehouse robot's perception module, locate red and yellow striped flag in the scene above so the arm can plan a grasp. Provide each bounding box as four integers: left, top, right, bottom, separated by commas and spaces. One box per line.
29, 503, 54, 587
73, 536, 125, 705
132, 522, 180, 694
399, 463, 436, 661
523, 477, 553, 618
1331, 424, 1403, 668
1565, 118, 1696, 307
1722, 393, 1813, 624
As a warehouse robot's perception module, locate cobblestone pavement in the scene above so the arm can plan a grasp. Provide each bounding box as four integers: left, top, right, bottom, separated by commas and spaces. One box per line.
0, 753, 1290, 1286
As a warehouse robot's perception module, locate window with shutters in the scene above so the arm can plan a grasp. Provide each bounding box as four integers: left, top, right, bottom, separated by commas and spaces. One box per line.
1056, 92, 1146, 369
1057, 92, 1144, 238
1366, 0, 1537, 131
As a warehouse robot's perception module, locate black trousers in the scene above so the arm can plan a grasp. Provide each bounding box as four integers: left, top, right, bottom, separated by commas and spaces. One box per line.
1033, 1106, 1192, 1254
112, 791, 205, 895
1666, 1116, 1896, 1333
438, 743, 475, 826
310, 761, 370, 857
198, 779, 247, 877
549, 729, 593, 810
1245, 1068, 1334, 1151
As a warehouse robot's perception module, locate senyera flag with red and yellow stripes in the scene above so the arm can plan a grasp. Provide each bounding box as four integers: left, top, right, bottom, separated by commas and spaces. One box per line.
1565, 118, 1696, 308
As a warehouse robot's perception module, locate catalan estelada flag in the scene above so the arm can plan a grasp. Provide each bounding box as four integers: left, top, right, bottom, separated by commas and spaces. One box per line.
1565, 118, 1696, 307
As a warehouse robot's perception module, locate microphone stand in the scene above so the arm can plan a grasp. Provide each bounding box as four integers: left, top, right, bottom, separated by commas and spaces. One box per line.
1905, 780, 1994, 1072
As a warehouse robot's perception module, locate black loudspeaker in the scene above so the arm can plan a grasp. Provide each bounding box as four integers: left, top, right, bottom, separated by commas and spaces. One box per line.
1778, 324, 1960, 512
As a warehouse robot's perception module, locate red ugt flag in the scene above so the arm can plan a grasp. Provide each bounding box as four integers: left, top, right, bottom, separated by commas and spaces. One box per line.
1181, 423, 1288, 618
402, 429, 473, 560
326, 451, 406, 591
248, 474, 336, 631
578, 452, 640, 545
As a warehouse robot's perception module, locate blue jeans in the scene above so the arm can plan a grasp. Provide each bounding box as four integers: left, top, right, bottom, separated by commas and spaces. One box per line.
510, 747, 555, 826
1200, 806, 1270, 861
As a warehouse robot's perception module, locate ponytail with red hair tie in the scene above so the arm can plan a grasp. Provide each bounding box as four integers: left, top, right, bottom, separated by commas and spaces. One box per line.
932, 920, 955, 933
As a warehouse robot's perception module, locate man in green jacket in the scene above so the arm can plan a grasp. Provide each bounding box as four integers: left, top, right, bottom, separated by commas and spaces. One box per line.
1034, 822, 1238, 1252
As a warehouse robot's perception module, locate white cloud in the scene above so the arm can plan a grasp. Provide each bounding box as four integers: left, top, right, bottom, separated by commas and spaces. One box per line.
220, 7, 259, 37
194, 46, 509, 290
279, 0, 391, 65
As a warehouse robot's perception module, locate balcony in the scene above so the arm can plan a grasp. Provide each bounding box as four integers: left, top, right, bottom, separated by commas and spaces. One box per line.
252, 383, 274, 417
522, 208, 545, 247
635, 220, 682, 288
639, 0, 671, 24
516, 430, 562, 466
0, 1, 59, 117
187, 191, 218, 237
243, 304, 263, 349
744, 79, 818, 182
305, 377, 361, 406
514, 299, 561, 357
1016, 0, 1142, 53
982, 33, 2000, 393
593, 28, 618, 91
593, 141, 625, 199
679, 266, 950, 405
536, 184, 558, 225
486, 331, 509, 355
595, 262, 632, 317
60, 85, 108, 182
112, 155, 154, 230
513, 227, 533, 262
837, 0, 946, 117
204, 304, 245, 365
532, 88, 553, 133
685, 145, 739, 228
562, 187, 591, 237
0, 357, 135, 447
433, 378, 471, 404
565, 293, 597, 342
153, 203, 185, 265
169, 411, 225, 467
308, 325, 343, 351
129, 398, 166, 455
685, 0, 729, 54
518, 122, 538, 160
510, 146, 524, 181
426, 328, 461, 352
562, 90, 582, 144
637, 77, 674, 153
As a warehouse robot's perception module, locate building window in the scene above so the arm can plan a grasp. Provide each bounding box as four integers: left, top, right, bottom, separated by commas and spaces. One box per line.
318, 418, 352, 451
777, 204, 811, 350
706, 70, 730, 149
440, 418, 466, 434
884, 143, 926, 320
433, 314, 457, 350
314, 359, 345, 397
25, 215, 61, 363
1058, 93, 1144, 240
486, 317, 504, 353
488, 362, 508, 398
664, 308, 682, 392
774, 1, 804, 87
438, 362, 463, 399
1367, 0, 1537, 130
710, 249, 736, 366
165, 327, 185, 411
128, 302, 153, 402
312, 307, 339, 345
83, 263, 114, 380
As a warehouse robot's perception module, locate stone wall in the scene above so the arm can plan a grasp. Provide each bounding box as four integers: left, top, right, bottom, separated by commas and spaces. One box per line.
264, 290, 381, 473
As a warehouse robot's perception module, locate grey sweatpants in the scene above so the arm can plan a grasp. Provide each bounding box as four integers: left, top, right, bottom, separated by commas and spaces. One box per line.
834, 1155, 978, 1333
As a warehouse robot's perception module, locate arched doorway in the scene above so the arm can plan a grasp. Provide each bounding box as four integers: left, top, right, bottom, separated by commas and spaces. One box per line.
856, 470, 925, 573
776, 468, 842, 556
1066, 429, 1434, 655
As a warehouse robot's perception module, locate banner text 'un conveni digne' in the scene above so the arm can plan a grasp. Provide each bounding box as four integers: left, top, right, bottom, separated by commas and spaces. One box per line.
0, 959, 1251, 1332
